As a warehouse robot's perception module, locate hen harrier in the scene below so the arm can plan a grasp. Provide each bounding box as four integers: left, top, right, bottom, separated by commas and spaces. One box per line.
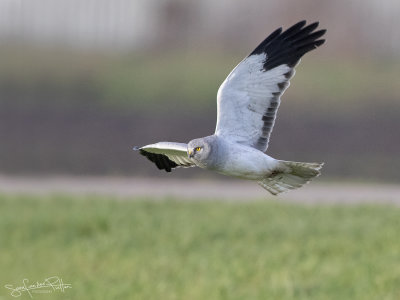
134, 20, 326, 195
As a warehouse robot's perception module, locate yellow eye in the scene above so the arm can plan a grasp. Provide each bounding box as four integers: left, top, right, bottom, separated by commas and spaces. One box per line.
195, 147, 201, 152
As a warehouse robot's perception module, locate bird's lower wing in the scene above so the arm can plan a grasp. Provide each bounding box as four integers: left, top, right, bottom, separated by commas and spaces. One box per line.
215, 21, 325, 152
134, 142, 196, 172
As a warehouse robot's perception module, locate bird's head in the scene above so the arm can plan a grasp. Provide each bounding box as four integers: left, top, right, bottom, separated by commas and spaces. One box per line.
188, 138, 205, 159
187, 137, 215, 166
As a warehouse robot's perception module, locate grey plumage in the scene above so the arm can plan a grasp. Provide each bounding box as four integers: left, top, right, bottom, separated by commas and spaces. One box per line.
134, 21, 326, 195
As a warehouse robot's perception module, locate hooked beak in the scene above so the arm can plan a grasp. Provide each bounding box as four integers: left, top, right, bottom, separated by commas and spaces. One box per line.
188, 149, 194, 158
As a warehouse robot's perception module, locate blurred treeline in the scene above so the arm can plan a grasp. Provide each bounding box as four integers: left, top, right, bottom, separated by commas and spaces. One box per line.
0, 0, 399, 182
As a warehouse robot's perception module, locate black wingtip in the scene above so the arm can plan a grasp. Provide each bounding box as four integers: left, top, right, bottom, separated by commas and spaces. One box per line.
280, 20, 307, 38
307, 21, 319, 30
250, 27, 282, 56
249, 20, 326, 71
137, 148, 178, 172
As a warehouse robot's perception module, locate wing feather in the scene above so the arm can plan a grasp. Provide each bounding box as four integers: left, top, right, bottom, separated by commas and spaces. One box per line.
215, 21, 325, 152
134, 142, 195, 172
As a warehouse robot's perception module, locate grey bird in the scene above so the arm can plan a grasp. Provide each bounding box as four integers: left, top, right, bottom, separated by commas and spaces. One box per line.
134, 20, 326, 195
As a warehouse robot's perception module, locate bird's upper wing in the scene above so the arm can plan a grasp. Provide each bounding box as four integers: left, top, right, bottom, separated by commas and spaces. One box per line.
134, 142, 196, 172
215, 20, 326, 152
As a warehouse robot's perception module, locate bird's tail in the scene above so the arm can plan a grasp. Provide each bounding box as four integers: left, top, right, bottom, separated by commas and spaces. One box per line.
257, 160, 324, 195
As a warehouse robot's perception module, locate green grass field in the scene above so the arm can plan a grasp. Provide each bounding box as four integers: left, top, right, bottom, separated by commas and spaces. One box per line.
1, 194, 400, 299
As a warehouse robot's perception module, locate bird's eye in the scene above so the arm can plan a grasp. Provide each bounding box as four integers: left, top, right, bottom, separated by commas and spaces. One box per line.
195, 147, 201, 152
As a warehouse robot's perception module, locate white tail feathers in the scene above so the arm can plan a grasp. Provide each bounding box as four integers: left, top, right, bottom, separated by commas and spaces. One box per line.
258, 161, 324, 195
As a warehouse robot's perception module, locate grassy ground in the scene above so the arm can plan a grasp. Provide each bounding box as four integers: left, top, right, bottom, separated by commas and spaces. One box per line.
1, 194, 400, 299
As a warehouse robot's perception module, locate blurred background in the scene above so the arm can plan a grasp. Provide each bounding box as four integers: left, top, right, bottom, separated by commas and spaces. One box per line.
0, 0, 399, 181
1, 2, 400, 299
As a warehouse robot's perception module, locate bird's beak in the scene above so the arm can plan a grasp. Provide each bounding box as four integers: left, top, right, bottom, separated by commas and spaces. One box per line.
188, 149, 194, 158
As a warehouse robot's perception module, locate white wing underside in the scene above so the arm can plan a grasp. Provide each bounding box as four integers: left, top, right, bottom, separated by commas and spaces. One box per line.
140, 142, 195, 167
215, 53, 295, 152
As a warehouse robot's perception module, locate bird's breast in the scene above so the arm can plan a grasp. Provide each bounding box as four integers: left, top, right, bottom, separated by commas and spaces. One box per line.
213, 141, 277, 180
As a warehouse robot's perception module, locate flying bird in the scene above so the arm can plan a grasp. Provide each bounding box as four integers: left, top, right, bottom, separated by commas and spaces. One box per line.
134, 20, 326, 195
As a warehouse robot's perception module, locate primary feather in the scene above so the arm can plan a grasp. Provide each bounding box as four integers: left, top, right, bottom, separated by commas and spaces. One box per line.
135, 142, 195, 172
